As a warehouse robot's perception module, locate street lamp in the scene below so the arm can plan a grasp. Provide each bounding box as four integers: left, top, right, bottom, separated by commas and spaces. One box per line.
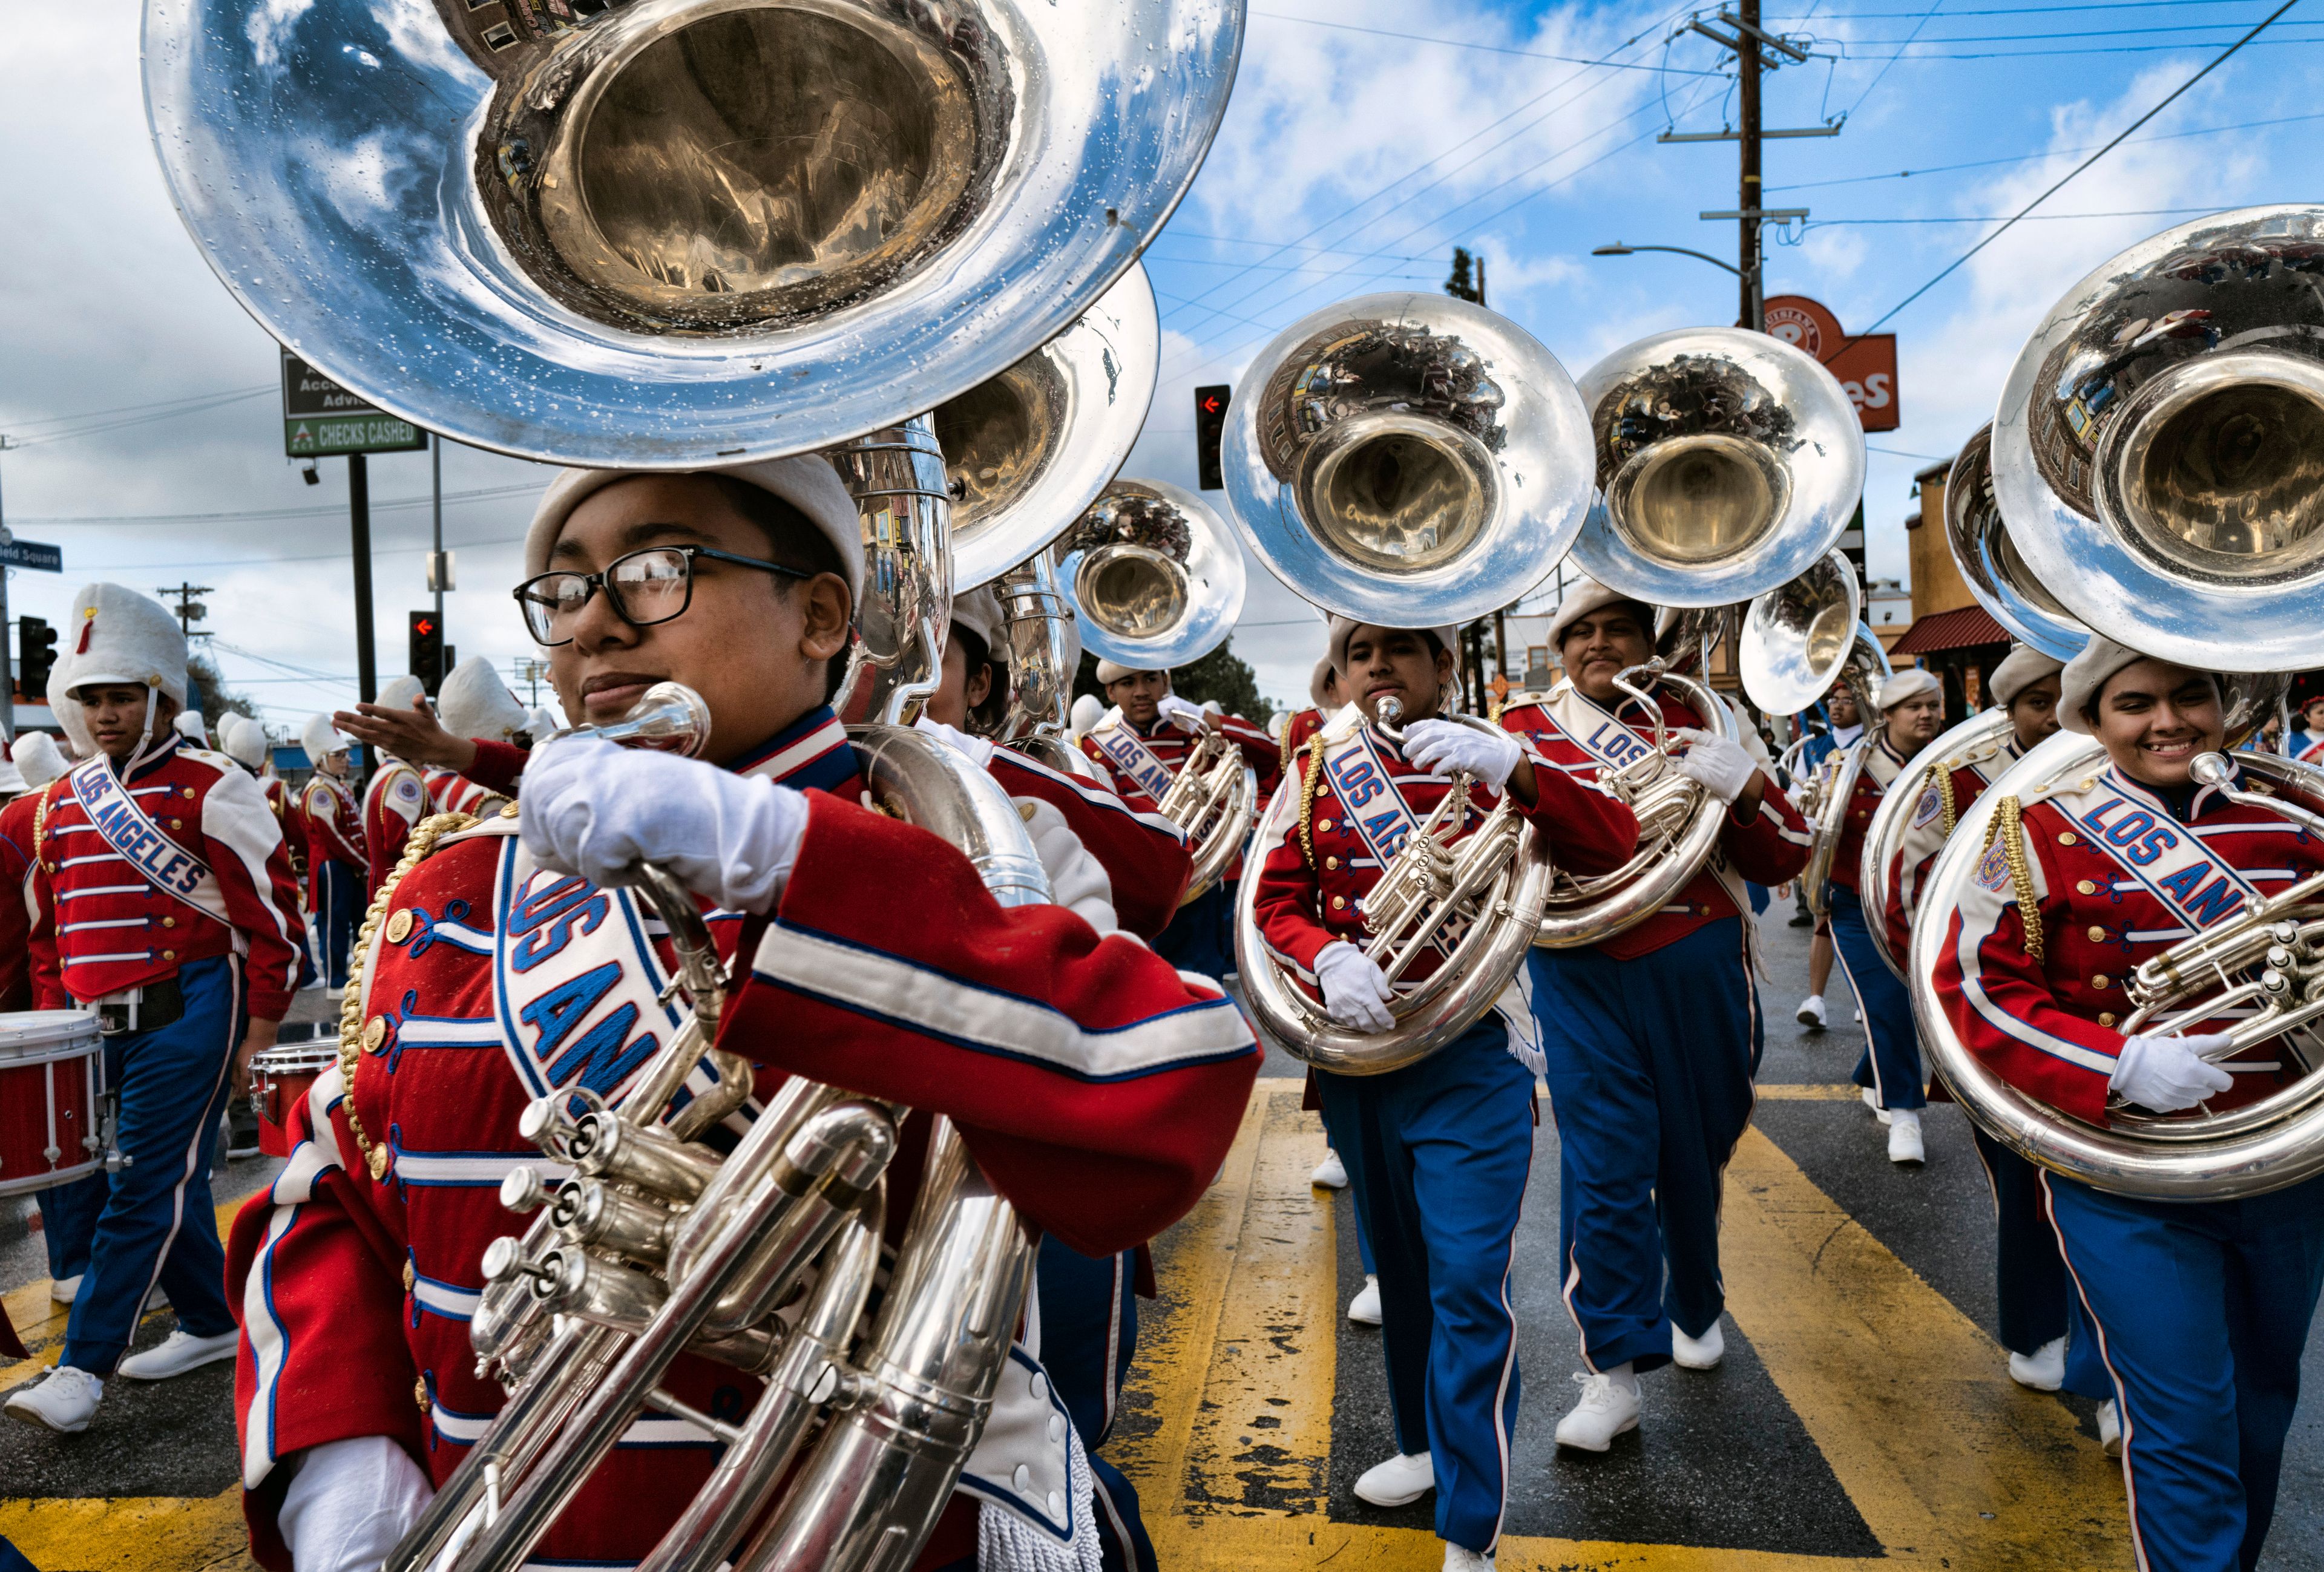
1591, 242, 1748, 279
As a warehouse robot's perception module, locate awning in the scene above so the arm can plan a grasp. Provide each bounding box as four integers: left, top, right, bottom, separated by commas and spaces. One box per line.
1891, 605, 2009, 656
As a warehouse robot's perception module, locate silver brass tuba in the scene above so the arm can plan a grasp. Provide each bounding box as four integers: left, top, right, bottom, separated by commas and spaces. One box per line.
1223, 293, 1594, 1068
1799, 623, 1896, 918
144, 0, 1242, 469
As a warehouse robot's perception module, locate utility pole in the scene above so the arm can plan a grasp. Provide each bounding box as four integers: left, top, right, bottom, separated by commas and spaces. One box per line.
0, 436, 15, 744
156, 581, 217, 640
430, 435, 444, 649
350, 454, 378, 704
1675, 7, 1828, 330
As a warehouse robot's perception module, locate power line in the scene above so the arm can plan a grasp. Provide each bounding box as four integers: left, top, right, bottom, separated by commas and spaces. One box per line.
1250, 10, 1727, 72
5, 382, 275, 431
1846, 0, 2301, 342
70, 534, 524, 573
1839, 33, 2317, 55
1775, 0, 2273, 13
1770, 106, 2324, 189
7, 388, 276, 448
12, 482, 541, 528
1810, 205, 2235, 223
1838, 18, 2322, 39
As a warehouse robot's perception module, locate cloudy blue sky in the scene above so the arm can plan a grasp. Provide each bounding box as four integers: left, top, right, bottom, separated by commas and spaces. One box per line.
2, 0, 2317, 727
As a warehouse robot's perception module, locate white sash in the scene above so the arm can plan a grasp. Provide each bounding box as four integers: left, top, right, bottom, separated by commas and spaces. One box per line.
67, 754, 229, 924
1540, 684, 1661, 773
1320, 724, 1431, 866
2046, 770, 2264, 932
1089, 721, 1177, 802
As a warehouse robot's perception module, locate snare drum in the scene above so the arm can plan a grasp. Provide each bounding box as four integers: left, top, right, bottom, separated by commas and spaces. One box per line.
250, 1042, 339, 1158
0, 1010, 105, 1198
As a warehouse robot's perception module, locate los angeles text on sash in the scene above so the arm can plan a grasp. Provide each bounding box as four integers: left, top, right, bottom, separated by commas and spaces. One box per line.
70, 756, 228, 923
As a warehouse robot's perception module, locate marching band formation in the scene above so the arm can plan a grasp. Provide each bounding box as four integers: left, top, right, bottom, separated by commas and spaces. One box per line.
2, 5, 2323, 1572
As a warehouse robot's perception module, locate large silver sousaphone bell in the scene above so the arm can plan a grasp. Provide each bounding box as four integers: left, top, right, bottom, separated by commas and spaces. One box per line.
143, 0, 1240, 466
1946, 424, 2090, 661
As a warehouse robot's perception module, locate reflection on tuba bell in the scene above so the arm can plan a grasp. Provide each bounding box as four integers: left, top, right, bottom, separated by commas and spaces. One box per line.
145, 0, 1240, 467
1946, 424, 2090, 661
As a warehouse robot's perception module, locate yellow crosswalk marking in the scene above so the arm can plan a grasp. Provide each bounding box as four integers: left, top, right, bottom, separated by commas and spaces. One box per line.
0, 1490, 248, 1571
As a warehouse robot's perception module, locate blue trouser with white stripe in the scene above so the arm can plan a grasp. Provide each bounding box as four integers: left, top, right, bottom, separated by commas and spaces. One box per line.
1967, 1126, 2069, 1358
2046, 1168, 2324, 1571
1827, 886, 1925, 1111
62, 954, 243, 1375
1153, 879, 1233, 982
1315, 1018, 1532, 1552
312, 859, 360, 990
1036, 1239, 1156, 1572
1529, 917, 1761, 1373
36, 1173, 103, 1285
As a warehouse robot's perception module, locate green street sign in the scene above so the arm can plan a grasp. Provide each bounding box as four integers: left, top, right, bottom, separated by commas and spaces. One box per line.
281, 349, 427, 457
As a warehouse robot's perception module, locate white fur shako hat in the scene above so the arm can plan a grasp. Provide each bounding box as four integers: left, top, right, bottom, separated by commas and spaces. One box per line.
1546, 575, 1656, 650
49, 584, 189, 752
173, 710, 211, 747
1308, 657, 1338, 710
2058, 635, 2150, 736
1989, 644, 2066, 711
12, 730, 67, 789
1876, 667, 1942, 712
1325, 616, 1460, 674
301, 713, 349, 763
219, 712, 270, 769
376, 674, 428, 715
1095, 659, 1158, 686
437, 656, 530, 744
950, 586, 1007, 664
525, 460, 867, 611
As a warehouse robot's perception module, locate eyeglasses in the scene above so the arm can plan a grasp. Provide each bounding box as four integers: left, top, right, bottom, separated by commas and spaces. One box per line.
513, 546, 809, 646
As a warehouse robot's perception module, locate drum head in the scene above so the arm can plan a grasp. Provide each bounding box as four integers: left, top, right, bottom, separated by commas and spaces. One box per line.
0, 1010, 101, 1059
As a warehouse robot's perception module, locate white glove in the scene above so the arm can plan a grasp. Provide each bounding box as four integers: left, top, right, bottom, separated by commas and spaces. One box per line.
279, 1435, 433, 1572
2110, 1031, 2236, 1113
1672, 728, 1758, 805
1315, 940, 1396, 1033
912, 714, 997, 768
1400, 719, 1522, 791
1019, 797, 1118, 935
1157, 693, 1211, 732
519, 735, 809, 915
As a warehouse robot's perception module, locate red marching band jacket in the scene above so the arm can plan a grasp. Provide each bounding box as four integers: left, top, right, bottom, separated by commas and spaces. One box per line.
24, 737, 305, 1019
1880, 729, 2027, 961
298, 772, 367, 905
363, 757, 432, 903
1078, 711, 1282, 811
983, 745, 1193, 942
1250, 707, 1640, 1066
428, 737, 532, 817
1823, 734, 1911, 897
261, 778, 309, 892
225, 707, 1260, 1569
0, 790, 39, 1010
1932, 760, 2324, 1129
1497, 683, 1813, 960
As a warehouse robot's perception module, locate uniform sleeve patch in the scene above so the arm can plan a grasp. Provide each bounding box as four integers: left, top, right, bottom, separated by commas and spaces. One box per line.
1911, 787, 1941, 829
393, 776, 424, 805
1974, 840, 2011, 892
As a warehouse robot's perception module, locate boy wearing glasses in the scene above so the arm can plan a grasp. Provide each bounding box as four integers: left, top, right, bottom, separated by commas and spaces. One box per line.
224, 459, 1261, 1572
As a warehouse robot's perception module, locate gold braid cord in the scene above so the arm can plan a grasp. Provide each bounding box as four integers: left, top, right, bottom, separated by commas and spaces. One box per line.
1296, 733, 1328, 870
1934, 763, 1959, 837
1979, 794, 2045, 964
337, 811, 480, 1181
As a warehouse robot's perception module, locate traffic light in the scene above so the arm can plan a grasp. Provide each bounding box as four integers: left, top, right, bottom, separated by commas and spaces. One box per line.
409, 611, 445, 696
17, 616, 57, 698
1195, 384, 1231, 491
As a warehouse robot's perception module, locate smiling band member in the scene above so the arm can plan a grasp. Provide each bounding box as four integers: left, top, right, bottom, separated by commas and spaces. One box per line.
1932, 637, 2324, 1572
4, 585, 305, 1436
218, 462, 1260, 1571
1078, 661, 1281, 980
1825, 666, 1945, 1164
1496, 577, 1811, 1450
1251, 618, 1638, 1571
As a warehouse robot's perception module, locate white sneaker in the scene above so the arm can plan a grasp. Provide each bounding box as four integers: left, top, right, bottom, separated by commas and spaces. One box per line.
1348, 1275, 1383, 1326
116, 1327, 238, 1381
1554, 1371, 1640, 1452
1796, 994, 1827, 1030
2007, 1336, 2066, 1392
2098, 1399, 2122, 1457
1443, 1545, 1494, 1572
1311, 1150, 1348, 1190
1861, 1086, 1892, 1125
50, 1274, 82, 1305
1888, 1110, 1925, 1165
1353, 1450, 1434, 1507
5, 1366, 103, 1433
324, 986, 344, 1002
1672, 1321, 1725, 1370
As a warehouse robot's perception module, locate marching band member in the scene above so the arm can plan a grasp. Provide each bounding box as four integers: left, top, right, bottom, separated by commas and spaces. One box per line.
4, 586, 304, 1435
1795, 681, 1863, 1025
1079, 661, 1281, 978
917, 584, 1193, 1572
1, 732, 94, 1306
2291, 693, 2324, 762
222, 715, 309, 897
1252, 617, 1638, 1571
1497, 578, 1811, 1448
1932, 636, 2324, 1572
1823, 667, 1943, 1163
358, 675, 432, 903
296, 715, 366, 998
338, 655, 536, 817
223, 463, 1259, 1572
1282, 657, 1341, 771
1883, 644, 2073, 1389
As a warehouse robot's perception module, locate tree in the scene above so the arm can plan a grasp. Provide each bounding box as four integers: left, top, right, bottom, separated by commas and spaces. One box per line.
1445, 246, 1484, 304
185, 650, 257, 736
1074, 636, 1278, 721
